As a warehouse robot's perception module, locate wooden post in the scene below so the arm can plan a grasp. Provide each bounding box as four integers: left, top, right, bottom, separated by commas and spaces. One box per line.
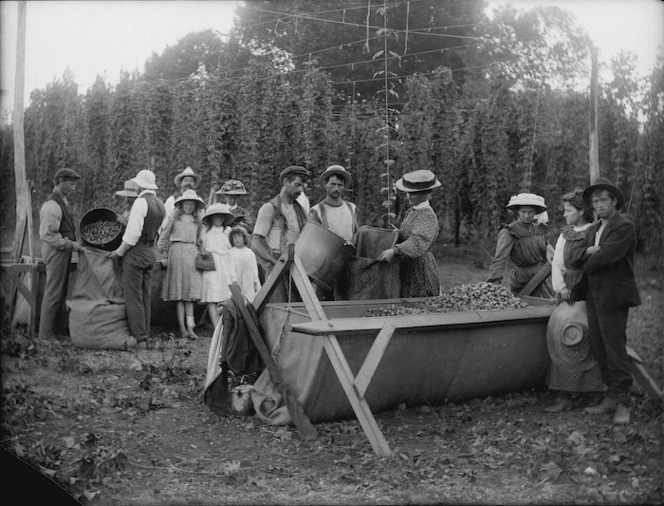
12, 1, 33, 261
589, 45, 600, 184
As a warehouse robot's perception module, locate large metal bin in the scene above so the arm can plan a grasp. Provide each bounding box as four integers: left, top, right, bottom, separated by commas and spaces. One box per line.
259, 298, 555, 422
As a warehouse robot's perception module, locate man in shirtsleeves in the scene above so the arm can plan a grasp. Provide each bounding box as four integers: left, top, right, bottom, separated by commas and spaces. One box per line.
251, 165, 310, 302
308, 164, 359, 300
111, 170, 165, 347
38, 168, 84, 340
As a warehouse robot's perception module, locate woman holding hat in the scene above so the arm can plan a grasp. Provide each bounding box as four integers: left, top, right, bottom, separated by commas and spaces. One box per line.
544, 190, 605, 413
157, 189, 206, 339
199, 203, 235, 326
486, 192, 555, 298
377, 169, 441, 298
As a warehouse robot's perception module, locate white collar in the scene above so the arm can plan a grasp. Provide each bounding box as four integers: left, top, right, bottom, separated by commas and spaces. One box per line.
138, 189, 155, 197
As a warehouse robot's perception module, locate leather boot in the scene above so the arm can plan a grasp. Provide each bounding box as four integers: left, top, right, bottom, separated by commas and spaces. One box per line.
584, 397, 617, 414
544, 395, 573, 413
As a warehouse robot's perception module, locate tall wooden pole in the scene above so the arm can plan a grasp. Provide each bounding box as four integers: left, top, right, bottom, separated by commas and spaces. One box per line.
11, 1, 33, 260
589, 45, 600, 184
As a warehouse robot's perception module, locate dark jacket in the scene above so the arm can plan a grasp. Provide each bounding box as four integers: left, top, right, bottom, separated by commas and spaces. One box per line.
572, 212, 641, 310
48, 191, 76, 241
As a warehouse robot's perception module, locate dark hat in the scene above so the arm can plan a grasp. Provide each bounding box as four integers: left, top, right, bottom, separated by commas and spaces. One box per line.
320, 164, 352, 185
53, 168, 81, 184
395, 170, 441, 193
279, 165, 310, 182
546, 302, 599, 372
583, 177, 625, 210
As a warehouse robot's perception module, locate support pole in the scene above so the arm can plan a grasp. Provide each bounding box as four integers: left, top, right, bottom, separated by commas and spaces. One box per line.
589, 45, 600, 184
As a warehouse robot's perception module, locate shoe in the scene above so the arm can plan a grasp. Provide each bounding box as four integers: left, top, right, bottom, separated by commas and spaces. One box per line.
584, 397, 617, 414
187, 328, 199, 340
613, 403, 630, 425
544, 396, 573, 413
135, 341, 148, 351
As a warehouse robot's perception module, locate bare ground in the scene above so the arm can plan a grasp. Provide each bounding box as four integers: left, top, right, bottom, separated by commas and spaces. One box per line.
1, 250, 663, 505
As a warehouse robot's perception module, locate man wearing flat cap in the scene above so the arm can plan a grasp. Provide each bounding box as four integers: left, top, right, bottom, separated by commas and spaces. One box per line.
308, 164, 360, 299
38, 168, 84, 340
252, 165, 310, 302
571, 177, 641, 425
111, 169, 166, 347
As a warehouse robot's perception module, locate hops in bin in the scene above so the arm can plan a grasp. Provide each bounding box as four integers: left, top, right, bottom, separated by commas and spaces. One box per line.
81, 220, 124, 245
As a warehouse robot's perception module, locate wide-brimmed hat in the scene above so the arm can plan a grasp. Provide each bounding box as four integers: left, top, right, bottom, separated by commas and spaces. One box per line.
131, 169, 158, 190
320, 164, 352, 185
53, 168, 81, 184
279, 165, 310, 182
202, 203, 235, 226
395, 170, 442, 193
115, 179, 139, 198
506, 193, 547, 214
546, 301, 598, 372
174, 166, 201, 187
582, 177, 625, 211
216, 179, 248, 196
174, 189, 205, 207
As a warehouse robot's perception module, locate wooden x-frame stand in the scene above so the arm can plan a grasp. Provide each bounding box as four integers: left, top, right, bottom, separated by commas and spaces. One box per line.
252, 244, 392, 457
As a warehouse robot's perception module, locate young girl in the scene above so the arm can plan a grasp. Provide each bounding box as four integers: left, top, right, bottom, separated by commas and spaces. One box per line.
199, 203, 235, 326
157, 189, 205, 339
229, 226, 262, 302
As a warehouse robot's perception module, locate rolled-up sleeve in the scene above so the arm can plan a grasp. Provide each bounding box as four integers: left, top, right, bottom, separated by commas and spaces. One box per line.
39, 200, 73, 250
551, 234, 567, 293
487, 228, 514, 282
116, 198, 148, 256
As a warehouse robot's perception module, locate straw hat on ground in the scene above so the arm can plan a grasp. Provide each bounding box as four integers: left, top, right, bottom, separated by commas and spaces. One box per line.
131, 169, 158, 190
174, 166, 201, 186
202, 202, 235, 226
506, 193, 547, 214
395, 170, 441, 193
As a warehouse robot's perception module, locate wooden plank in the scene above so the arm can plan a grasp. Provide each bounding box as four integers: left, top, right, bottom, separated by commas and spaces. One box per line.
519, 262, 552, 297
626, 346, 664, 401
6, 267, 33, 306
354, 319, 397, 398
290, 256, 392, 457
229, 284, 318, 441
589, 45, 600, 184
252, 250, 292, 313
291, 306, 555, 336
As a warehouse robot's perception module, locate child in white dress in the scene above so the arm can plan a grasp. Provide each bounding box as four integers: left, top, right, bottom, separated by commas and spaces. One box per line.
200, 203, 235, 326
157, 189, 205, 339
229, 226, 261, 302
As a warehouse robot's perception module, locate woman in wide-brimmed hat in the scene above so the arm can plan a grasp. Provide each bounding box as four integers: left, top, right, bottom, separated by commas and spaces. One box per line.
486, 192, 555, 298
199, 203, 235, 326
214, 179, 253, 232
377, 170, 442, 298
544, 189, 605, 413
157, 189, 206, 339
160, 166, 203, 237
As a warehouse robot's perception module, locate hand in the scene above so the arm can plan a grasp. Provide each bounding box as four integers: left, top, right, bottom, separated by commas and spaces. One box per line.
71, 241, 83, 252
558, 288, 572, 305
586, 245, 600, 256
159, 258, 168, 269
110, 250, 122, 262
376, 248, 395, 262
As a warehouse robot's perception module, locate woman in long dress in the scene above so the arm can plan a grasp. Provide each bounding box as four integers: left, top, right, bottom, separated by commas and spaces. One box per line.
199, 203, 235, 326
157, 189, 205, 338
486, 192, 555, 298
377, 169, 441, 298
544, 190, 605, 412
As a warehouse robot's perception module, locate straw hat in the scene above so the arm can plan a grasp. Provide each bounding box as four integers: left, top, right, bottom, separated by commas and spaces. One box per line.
174, 166, 201, 186
174, 189, 206, 207
395, 170, 441, 193
203, 203, 235, 226
131, 169, 158, 190
115, 179, 139, 198
506, 193, 547, 214
320, 164, 352, 185
546, 301, 598, 372
216, 179, 248, 195
582, 177, 625, 211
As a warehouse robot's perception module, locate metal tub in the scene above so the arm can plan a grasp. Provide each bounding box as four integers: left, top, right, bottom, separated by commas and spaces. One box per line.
260, 298, 555, 423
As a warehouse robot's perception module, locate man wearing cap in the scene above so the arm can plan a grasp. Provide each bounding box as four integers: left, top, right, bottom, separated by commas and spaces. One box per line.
308, 165, 359, 300
160, 166, 201, 236
110, 170, 166, 347
252, 165, 310, 302
38, 168, 84, 340
572, 178, 641, 425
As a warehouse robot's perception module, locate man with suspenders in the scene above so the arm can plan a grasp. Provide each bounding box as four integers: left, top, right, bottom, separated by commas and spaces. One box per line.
308, 164, 360, 300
